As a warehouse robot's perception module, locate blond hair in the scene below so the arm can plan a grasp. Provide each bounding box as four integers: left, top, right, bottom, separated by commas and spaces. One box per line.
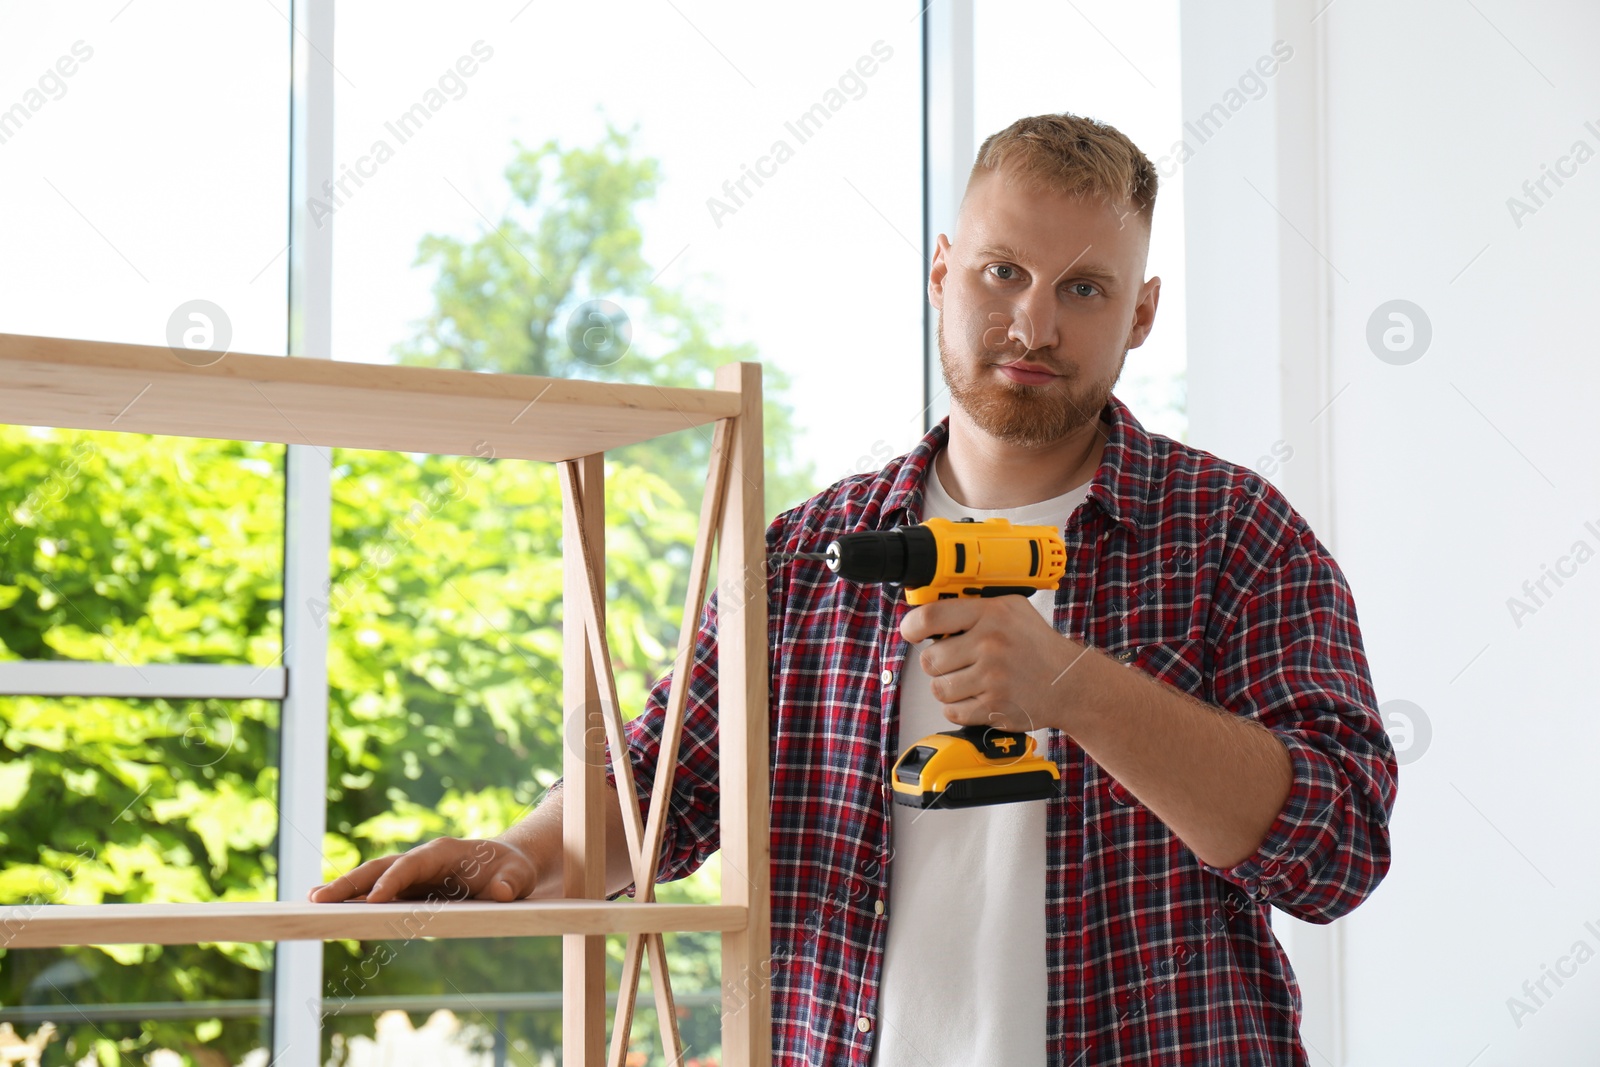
965, 112, 1158, 229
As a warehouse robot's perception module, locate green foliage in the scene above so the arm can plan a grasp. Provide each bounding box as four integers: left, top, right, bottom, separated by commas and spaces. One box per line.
319, 446, 692, 848
0, 430, 283, 665
0, 124, 806, 1066
0, 426, 287, 1062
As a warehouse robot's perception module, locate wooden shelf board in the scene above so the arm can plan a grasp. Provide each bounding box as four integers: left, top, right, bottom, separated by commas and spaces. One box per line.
0, 333, 741, 462
0, 900, 747, 949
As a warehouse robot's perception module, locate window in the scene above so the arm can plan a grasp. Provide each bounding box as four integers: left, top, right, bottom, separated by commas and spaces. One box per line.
1, 7, 290, 1059
317, 5, 922, 1060
0, 2, 289, 352
0, 696, 278, 1065
2, 3, 923, 1064
0, 4, 291, 664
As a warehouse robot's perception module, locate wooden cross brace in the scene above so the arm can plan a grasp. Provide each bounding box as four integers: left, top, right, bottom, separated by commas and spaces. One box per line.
559, 362, 767, 1066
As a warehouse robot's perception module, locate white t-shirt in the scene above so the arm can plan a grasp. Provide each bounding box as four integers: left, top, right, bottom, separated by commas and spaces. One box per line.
870, 460, 1092, 1067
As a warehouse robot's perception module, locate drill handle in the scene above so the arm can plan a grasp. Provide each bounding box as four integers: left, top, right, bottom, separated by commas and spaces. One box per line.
920, 588, 1043, 760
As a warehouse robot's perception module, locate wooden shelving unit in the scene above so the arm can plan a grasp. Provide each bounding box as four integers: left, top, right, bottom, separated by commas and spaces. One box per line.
0, 332, 773, 1067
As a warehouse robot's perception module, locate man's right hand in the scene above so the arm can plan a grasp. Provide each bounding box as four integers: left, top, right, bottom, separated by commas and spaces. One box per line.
305, 837, 542, 905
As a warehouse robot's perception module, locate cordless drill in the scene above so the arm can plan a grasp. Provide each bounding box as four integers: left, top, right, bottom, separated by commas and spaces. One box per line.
773, 517, 1069, 808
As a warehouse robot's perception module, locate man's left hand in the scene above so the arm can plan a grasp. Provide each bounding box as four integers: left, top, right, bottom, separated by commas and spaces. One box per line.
899, 595, 1094, 734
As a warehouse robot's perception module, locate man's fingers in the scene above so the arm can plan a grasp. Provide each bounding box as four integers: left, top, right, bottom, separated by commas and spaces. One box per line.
900, 600, 979, 644
920, 631, 981, 678
369, 839, 490, 903
487, 848, 539, 901
307, 854, 398, 902
367, 849, 442, 904
309, 839, 540, 905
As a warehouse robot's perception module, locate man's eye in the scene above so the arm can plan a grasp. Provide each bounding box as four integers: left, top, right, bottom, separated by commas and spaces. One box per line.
1067, 282, 1099, 298
988, 264, 1018, 281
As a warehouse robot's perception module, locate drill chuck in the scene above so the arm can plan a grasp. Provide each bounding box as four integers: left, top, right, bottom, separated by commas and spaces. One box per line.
823, 527, 938, 587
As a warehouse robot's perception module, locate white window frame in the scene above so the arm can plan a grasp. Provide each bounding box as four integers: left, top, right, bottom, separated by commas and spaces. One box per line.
921, 0, 972, 433
272, 0, 336, 1059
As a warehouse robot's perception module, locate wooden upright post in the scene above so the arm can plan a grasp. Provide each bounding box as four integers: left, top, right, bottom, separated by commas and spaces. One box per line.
715, 362, 772, 1066
563, 452, 608, 1065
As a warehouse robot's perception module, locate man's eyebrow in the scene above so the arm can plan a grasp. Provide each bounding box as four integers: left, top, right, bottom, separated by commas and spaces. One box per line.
973, 244, 1120, 284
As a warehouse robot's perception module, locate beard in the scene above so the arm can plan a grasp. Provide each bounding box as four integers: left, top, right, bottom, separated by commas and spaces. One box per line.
937, 314, 1124, 448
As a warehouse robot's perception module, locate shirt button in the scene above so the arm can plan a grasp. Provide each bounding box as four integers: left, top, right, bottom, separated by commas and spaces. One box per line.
880, 669, 893, 686
857, 1017, 872, 1033
874, 899, 885, 915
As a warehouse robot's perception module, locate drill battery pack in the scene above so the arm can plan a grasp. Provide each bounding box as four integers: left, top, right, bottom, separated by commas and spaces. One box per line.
890, 724, 1061, 809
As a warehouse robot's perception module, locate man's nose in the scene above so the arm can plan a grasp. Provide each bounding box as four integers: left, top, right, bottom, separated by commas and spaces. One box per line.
1006, 287, 1059, 352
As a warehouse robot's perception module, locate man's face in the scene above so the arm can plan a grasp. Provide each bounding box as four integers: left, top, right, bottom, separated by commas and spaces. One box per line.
928, 167, 1160, 448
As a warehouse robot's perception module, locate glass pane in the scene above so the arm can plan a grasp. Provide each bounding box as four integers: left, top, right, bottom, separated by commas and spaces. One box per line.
0, 949, 274, 1067
0, 3, 292, 669
0, 696, 279, 1065
0, 1, 290, 354
319, 930, 718, 1066
323, 5, 922, 1062
329, 0, 925, 515
973, 0, 1189, 441
0, 430, 285, 667
320, 443, 561, 1062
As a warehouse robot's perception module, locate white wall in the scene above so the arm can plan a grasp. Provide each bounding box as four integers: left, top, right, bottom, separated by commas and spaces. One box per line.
1183, 1, 1600, 1063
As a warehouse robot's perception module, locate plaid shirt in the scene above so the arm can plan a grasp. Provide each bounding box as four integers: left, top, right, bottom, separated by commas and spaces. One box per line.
590, 393, 1397, 1065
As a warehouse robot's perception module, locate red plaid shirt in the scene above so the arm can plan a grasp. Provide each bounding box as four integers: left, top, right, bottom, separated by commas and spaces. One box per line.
591, 393, 1397, 1065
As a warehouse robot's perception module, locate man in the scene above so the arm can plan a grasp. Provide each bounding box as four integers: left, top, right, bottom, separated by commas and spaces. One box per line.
312, 112, 1398, 1065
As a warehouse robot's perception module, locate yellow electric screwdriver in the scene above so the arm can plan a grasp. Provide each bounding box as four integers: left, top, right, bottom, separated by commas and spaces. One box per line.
773, 517, 1069, 809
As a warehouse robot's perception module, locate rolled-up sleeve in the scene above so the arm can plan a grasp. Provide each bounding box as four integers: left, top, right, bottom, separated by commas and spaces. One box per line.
1199, 524, 1398, 923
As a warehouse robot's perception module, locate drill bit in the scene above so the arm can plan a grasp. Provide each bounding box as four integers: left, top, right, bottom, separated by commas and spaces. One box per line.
768, 550, 831, 565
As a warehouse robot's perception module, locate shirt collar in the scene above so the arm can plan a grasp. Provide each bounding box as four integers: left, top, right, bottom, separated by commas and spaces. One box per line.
875, 392, 1155, 536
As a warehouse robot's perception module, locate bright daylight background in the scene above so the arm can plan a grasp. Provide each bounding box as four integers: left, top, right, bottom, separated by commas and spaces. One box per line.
0, 2, 1188, 494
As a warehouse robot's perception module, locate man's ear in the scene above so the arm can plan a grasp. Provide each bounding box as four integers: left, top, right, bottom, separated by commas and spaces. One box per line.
1126, 275, 1161, 350
928, 233, 952, 311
